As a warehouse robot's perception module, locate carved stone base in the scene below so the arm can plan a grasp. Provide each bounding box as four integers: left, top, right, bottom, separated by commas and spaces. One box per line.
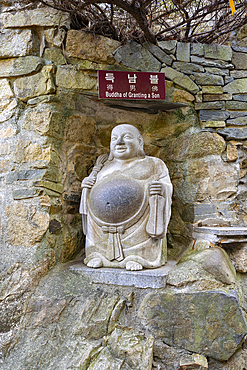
69, 260, 176, 288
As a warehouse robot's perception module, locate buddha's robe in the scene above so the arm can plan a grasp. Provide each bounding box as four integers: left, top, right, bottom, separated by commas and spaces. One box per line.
80, 156, 172, 268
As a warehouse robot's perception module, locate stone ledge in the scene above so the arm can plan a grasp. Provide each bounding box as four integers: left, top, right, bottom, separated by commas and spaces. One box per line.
193, 226, 247, 244
69, 261, 176, 288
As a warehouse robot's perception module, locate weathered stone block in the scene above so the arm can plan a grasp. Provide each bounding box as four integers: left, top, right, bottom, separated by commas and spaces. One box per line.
6, 202, 49, 247
227, 143, 238, 162
138, 289, 247, 361
0, 29, 39, 58
66, 30, 120, 64
0, 56, 43, 77
114, 41, 161, 71
13, 140, 50, 163
223, 78, 247, 94
4, 8, 70, 28
22, 105, 65, 138
229, 111, 247, 118
158, 40, 177, 54
43, 48, 66, 65
191, 43, 204, 56
12, 188, 42, 200
195, 101, 225, 110
34, 180, 63, 194
202, 86, 223, 94
14, 67, 55, 101
203, 93, 232, 101
173, 62, 204, 74
205, 67, 229, 76
172, 89, 195, 103
179, 354, 208, 369
163, 132, 225, 162
233, 94, 247, 102
202, 121, 226, 128
56, 65, 97, 90
232, 52, 247, 70
233, 44, 247, 53
217, 128, 247, 140
162, 67, 199, 94
44, 28, 66, 48
186, 158, 238, 202
200, 110, 230, 121
144, 42, 173, 65
174, 247, 236, 284
27, 95, 59, 106
176, 42, 190, 62
193, 72, 224, 86
226, 117, 247, 126
193, 203, 218, 221
191, 56, 234, 69
6, 169, 46, 184
226, 101, 247, 110
0, 79, 14, 99
230, 70, 247, 78
204, 44, 232, 61
0, 99, 17, 123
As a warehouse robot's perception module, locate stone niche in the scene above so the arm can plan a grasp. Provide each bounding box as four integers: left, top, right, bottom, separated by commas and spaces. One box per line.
1, 2, 247, 369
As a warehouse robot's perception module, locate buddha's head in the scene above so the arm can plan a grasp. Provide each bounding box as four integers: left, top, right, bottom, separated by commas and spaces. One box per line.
109, 124, 145, 160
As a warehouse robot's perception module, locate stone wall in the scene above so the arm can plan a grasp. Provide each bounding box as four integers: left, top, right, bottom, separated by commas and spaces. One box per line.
1, 2, 247, 369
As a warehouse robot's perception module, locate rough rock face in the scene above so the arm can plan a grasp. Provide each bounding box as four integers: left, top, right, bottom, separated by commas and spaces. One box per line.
139, 289, 246, 361
1, 2, 247, 369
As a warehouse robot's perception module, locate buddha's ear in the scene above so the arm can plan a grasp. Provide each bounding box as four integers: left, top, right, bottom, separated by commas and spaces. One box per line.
138, 134, 144, 146
137, 134, 145, 158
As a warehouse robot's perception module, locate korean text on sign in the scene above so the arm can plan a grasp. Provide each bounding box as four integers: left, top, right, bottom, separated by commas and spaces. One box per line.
98, 70, 166, 100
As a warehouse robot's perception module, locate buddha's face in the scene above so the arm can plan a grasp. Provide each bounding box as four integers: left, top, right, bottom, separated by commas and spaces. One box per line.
110, 125, 142, 160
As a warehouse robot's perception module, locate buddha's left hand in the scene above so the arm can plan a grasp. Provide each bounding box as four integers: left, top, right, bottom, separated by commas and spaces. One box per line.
149, 181, 164, 196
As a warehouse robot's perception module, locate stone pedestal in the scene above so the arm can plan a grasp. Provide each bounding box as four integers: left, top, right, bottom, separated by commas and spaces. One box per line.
69, 260, 176, 288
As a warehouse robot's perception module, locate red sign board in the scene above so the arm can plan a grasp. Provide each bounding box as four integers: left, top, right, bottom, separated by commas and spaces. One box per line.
98, 70, 165, 100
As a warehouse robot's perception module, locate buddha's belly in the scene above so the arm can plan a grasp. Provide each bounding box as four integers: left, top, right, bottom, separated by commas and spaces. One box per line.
89, 176, 144, 224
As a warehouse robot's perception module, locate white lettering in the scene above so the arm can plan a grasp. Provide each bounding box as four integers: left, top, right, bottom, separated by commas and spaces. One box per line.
150, 75, 159, 84
106, 91, 122, 98
128, 92, 147, 99
152, 93, 160, 99
128, 74, 137, 84
105, 73, 115, 83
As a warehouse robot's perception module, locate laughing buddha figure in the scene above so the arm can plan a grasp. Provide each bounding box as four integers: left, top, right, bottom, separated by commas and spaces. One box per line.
79, 124, 173, 271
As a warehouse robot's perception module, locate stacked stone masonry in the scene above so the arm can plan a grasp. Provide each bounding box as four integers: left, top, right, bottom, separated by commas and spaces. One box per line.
1, 2, 247, 369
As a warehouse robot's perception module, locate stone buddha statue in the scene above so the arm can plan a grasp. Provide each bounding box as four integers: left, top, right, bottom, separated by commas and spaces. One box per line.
79, 124, 173, 271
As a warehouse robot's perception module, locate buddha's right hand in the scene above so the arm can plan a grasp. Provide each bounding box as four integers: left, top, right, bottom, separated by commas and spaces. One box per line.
81, 177, 95, 189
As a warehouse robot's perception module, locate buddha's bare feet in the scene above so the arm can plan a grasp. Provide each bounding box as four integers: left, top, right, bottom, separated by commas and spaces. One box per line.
126, 261, 143, 271
87, 257, 103, 268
